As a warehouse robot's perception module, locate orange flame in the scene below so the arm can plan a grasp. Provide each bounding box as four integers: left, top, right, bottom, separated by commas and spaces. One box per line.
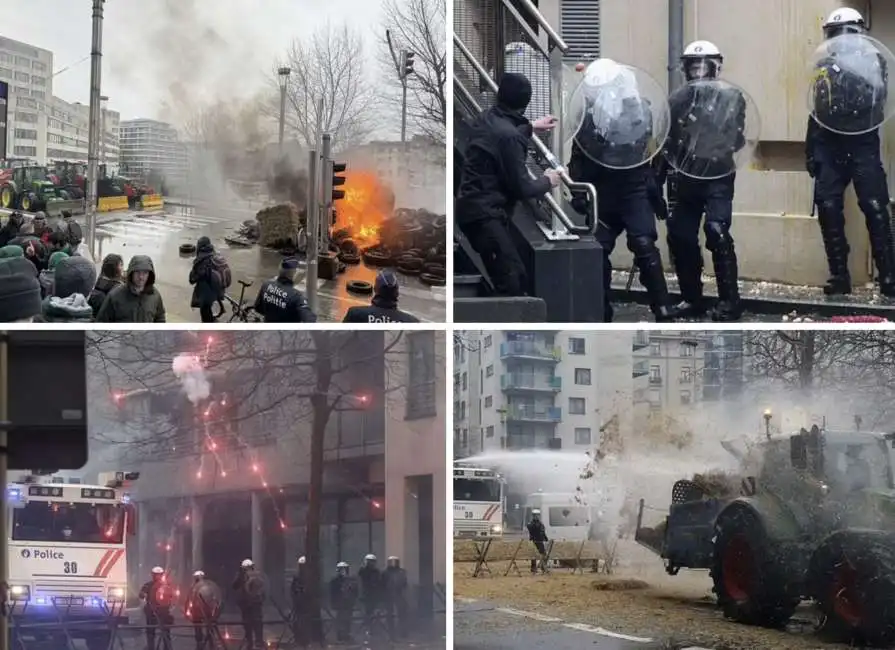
336, 171, 395, 243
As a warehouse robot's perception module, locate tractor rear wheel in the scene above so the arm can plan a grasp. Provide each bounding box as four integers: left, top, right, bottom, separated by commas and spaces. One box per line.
0, 185, 12, 209
711, 506, 799, 627
811, 532, 895, 647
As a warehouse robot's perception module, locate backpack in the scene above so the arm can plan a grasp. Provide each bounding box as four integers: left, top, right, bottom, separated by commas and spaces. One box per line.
210, 254, 232, 290
65, 220, 83, 247
243, 570, 266, 605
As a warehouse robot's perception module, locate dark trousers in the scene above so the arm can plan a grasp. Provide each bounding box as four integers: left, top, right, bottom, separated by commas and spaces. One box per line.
814, 136, 895, 289
193, 621, 213, 650
240, 605, 264, 649
291, 607, 309, 648
596, 193, 670, 321
335, 606, 353, 642
530, 540, 547, 572
145, 611, 172, 650
462, 219, 527, 296
199, 304, 215, 322
384, 597, 407, 638
666, 175, 739, 304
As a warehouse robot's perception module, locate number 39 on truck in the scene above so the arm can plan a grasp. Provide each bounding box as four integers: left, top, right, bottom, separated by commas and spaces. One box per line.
6, 471, 139, 650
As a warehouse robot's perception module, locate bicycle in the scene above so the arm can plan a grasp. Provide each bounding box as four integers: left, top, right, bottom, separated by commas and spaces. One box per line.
212, 279, 262, 323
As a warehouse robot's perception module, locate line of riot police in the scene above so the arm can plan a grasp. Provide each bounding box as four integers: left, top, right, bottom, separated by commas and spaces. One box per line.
456, 6, 895, 321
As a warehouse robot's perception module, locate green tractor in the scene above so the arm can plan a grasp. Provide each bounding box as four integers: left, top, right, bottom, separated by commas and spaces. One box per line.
0, 165, 81, 213
634, 424, 895, 646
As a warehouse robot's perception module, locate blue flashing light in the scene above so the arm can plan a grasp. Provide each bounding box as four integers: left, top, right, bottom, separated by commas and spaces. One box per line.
7, 486, 22, 500
121, 494, 131, 504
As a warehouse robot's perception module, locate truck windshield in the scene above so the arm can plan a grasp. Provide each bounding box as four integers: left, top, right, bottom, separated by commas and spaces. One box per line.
454, 478, 500, 502
26, 168, 47, 182
548, 506, 589, 528
12, 502, 125, 544
825, 441, 891, 492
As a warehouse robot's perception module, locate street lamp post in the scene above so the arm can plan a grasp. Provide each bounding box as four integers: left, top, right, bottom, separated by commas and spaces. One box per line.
277, 67, 291, 156
99, 95, 108, 167
86, 0, 106, 259
763, 409, 773, 439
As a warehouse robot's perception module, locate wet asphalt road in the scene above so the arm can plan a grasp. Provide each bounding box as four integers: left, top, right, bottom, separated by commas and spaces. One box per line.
454, 599, 684, 650
7, 205, 446, 323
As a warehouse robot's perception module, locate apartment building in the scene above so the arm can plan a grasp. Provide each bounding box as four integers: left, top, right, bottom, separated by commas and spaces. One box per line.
119, 118, 188, 182
0, 35, 120, 166
702, 332, 747, 401
453, 330, 635, 456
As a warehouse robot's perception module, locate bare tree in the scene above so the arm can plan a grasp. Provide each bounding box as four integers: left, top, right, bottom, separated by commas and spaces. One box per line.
273, 22, 379, 152
378, 0, 447, 145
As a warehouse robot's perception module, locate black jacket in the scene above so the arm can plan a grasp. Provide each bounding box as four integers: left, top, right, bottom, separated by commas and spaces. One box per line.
253, 277, 317, 323
189, 246, 223, 309
527, 519, 548, 542
343, 298, 419, 323
88, 276, 124, 316
455, 105, 551, 227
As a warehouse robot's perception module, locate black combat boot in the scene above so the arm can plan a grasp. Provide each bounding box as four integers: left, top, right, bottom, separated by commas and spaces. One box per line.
865, 203, 895, 298
671, 254, 707, 319
818, 211, 852, 295
710, 242, 743, 322
635, 251, 680, 323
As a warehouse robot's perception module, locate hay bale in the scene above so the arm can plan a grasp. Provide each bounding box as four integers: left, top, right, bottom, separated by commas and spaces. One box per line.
256, 203, 301, 248
691, 471, 741, 498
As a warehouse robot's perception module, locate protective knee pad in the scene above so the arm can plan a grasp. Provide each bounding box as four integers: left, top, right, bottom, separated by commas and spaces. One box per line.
859, 197, 890, 220
629, 235, 660, 261
704, 221, 733, 254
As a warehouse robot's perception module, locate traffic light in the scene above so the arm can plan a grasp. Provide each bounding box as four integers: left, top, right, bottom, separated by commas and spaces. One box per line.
332, 162, 347, 201
400, 50, 415, 79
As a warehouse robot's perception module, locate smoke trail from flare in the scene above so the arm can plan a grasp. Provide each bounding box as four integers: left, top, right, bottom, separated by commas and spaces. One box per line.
172, 353, 211, 404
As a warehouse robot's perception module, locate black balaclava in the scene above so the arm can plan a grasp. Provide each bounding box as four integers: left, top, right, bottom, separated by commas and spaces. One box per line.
497, 73, 533, 112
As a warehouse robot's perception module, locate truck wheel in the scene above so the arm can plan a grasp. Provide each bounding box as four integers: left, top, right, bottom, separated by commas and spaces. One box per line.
0, 186, 12, 208
711, 506, 798, 627
21, 193, 33, 212
812, 533, 895, 646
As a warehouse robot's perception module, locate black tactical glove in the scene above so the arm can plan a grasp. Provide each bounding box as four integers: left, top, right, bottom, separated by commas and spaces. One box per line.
654, 197, 669, 221
806, 158, 818, 179
570, 193, 590, 216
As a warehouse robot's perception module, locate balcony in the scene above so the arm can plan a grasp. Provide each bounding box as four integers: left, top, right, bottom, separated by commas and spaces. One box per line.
500, 341, 561, 362
633, 360, 649, 379
649, 376, 663, 385
502, 406, 562, 423
633, 333, 650, 351
501, 374, 561, 393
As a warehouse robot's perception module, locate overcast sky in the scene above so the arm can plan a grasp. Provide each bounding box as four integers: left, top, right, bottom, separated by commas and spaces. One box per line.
3, 0, 388, 123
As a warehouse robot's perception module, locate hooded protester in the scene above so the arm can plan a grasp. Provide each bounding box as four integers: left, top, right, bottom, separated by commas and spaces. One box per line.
342, 269, 420, 323
88, 253, 125, 316
48, 230, 71, 256
36, 255, 96, 323
455, 72, 561, 296
61, 211, 83, 250
0, 257, 42, 323
38, 251, 69, 298
253, 258, 317, 323
96, 255, 166, 323
9, 236, 48, 271
189, 236, 229, 323
0, 212, 25, 247
31, 212, 50, 241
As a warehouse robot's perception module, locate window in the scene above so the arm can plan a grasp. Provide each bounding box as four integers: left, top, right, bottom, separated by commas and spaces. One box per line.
484, 396, 492, 408
14, 111, 38, 123
14, 56, 31, 67
14, 71, 29, 82
680, 343, 694, 357
650, 365, 661, 382
461, 372, 467, 391
0, 67, 11, 79
568, 338, 586, 355
574, 368, 591, 385
15, 86, 29, 96
13, 501, 125, 544
454, 479, 500, 502
651, 342, 661, 356
680, 390, 691, 405
405, 332, 436, 420
31, 75, 45, 86
486, 425, 494, 438
32, 61, 47, 72
29, 90, 44, 100
13, 146, 37, 157
486, 364, 493, 377
14, 129, 37, 140
680, 367, 692, 383
548, 506, 589, 528
459, 401, 466, 420
18, 97, 37, 109
569, 397, 586, 415
484, 335, 492, 348
574, 427, 592, 445
649, 389, 661, 404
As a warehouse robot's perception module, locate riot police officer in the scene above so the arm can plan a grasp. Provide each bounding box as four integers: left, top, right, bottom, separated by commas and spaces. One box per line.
186, 570, 222, 650
290, 556, 309, 648
662, 41, 747, 321
252, 258, 317, 322
807, 8, 895, 297
329, 562, 358, 643
526, 510, 549, 574
138, 566, 174, 650
357, 554, 382, 635
383, 556, 408, 639
232, 558, 266, 649
568, 58, 678, 323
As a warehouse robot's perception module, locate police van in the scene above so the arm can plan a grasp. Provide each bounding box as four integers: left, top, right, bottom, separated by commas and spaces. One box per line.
7, 471, 139, 650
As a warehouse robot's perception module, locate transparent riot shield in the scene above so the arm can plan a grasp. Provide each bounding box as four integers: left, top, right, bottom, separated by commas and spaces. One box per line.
808, 33, 895, 135
662, 79, 761, 180
566, 59, 670, 170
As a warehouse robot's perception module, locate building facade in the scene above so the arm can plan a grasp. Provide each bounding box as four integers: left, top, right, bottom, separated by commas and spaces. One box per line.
85, 331, 444, 614
118, 118, 188, 182
633, 331, 711, 413
453, 330, 636, 456
0, 35, 120, 166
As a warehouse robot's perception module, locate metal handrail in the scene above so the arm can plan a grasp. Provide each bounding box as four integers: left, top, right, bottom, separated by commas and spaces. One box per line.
499, 0, 548, 58
515, 0, 569, 52
453, 34, 598, 234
